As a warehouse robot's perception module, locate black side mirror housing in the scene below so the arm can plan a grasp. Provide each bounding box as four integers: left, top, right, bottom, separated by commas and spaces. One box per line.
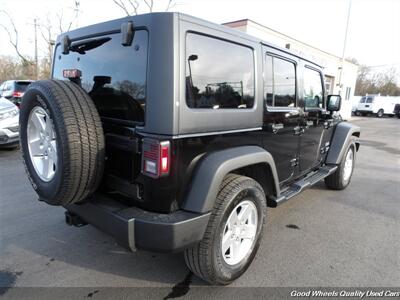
327, 94, 342, 112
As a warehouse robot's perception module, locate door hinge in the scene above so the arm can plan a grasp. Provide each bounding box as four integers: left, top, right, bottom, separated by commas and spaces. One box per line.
290, 158, 299, 167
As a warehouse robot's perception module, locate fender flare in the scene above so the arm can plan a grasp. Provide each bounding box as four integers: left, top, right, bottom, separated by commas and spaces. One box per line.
181, 146, 280, 214
326, 121, 361, 165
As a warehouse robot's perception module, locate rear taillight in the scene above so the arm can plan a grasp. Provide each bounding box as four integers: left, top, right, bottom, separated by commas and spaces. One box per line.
142, 138, 170, 178
12, 91, 23, 98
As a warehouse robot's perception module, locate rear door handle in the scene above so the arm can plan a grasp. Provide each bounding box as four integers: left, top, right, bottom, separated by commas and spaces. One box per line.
271, 123, 284, 134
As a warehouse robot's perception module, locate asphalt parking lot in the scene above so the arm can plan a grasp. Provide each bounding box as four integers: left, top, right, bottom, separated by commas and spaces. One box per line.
1, 116, 399, 298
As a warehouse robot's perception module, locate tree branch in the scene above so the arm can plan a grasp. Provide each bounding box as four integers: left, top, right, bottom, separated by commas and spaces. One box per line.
0, 10, 32, 64
113, 0, 131, 16
166, 0, 177, 11
127, 0, 140, 15
56, 9, 64, 33
143, 0, 153, 12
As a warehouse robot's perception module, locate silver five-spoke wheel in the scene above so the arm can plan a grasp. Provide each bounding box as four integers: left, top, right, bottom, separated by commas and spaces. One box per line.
222, 200, 258, 265
27, 106, 57, 182
342, 148, 354, 182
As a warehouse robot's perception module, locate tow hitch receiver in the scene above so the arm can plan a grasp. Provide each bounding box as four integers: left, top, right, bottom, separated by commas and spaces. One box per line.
65, 211, 88, 227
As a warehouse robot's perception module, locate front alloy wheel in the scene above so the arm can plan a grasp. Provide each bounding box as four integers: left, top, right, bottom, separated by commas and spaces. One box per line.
325, 143, 356, 190
342, 147, 354, 184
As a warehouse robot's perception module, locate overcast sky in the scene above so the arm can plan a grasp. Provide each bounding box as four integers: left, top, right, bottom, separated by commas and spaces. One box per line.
0, 0, 399, 72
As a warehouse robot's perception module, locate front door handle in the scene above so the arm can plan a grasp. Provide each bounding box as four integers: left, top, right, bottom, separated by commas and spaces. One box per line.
271, 123, 284, 134
305, 120, 314, 128
293, 126, 305, 136
323, 119, 334, 129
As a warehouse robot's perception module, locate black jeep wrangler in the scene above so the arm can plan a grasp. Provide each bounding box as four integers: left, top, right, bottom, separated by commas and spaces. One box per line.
19, 12, 360, 285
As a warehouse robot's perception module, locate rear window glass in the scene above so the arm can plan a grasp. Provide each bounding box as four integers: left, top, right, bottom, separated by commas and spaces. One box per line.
359, 97, 366, 103
185, 33, 255, 109
53, 30, 148, 123
15, 82, 31, 92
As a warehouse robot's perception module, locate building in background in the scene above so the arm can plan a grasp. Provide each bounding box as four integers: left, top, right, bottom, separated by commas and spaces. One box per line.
224, 19, 358, 119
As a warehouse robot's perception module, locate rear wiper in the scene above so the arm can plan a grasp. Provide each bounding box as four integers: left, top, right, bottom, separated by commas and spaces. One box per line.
69, 37, 112, 54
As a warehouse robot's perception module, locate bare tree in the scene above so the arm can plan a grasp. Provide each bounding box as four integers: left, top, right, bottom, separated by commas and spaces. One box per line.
143, 0, 154, 12
112, 0, 177, 16
56, 0, 81, 33
355, 65, 400, 96
37, 1, 81, 79
165, 0, 177, 11
112, 0, 140, 16
0, 10, 33, 65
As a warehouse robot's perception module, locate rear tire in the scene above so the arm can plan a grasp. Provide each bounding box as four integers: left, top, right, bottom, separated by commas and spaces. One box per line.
377, 109, 384, 118
184, 174, 266, 285
20, 80, 105, 205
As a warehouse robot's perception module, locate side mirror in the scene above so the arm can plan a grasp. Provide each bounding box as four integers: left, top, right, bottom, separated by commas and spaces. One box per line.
327, 95, 342, 112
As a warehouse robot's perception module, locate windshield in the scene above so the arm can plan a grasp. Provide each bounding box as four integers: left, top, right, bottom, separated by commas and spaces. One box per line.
52, 30, 148, 124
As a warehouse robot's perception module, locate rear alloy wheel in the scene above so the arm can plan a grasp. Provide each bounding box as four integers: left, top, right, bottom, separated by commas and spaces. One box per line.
221, 200, 258, 266
184, 174, 266, 285
377, 109, 384, 118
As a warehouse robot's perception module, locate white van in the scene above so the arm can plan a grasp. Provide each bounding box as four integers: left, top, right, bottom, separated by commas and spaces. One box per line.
355, 95, 400, 117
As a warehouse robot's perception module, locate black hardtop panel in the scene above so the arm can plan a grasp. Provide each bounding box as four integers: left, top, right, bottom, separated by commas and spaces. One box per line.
55, 12, 173, 43
53, 12, 324, 136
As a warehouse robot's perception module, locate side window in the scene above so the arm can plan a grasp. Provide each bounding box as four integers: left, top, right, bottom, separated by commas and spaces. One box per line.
366, 97, 373, 103
264, 54, 296, 107
186, 33, 255, 109
303, 67, 324, 109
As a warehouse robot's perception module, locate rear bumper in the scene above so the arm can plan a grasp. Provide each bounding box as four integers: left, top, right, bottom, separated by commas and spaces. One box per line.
64, 195, 210, 253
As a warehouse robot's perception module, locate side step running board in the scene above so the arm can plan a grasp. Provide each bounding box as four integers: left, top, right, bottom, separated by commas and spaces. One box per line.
270, 165, 338, 207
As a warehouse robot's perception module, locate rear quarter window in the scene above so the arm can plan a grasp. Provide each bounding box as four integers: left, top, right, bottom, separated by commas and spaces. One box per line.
185, 33, 255, 109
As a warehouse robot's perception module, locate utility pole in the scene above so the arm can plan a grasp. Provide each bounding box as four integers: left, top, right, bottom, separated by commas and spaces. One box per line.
338, 0, 352, 95
34, 18, 38, 80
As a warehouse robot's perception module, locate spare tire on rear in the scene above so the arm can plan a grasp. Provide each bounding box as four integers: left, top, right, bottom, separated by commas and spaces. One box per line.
20, 80, 105, 205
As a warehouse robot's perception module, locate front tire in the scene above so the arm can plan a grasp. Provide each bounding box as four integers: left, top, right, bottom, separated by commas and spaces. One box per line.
325, 144, 355, 190
184, 174, 267, 285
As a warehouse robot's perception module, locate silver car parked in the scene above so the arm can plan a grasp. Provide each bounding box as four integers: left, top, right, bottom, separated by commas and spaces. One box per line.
0, 97, 20, 148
